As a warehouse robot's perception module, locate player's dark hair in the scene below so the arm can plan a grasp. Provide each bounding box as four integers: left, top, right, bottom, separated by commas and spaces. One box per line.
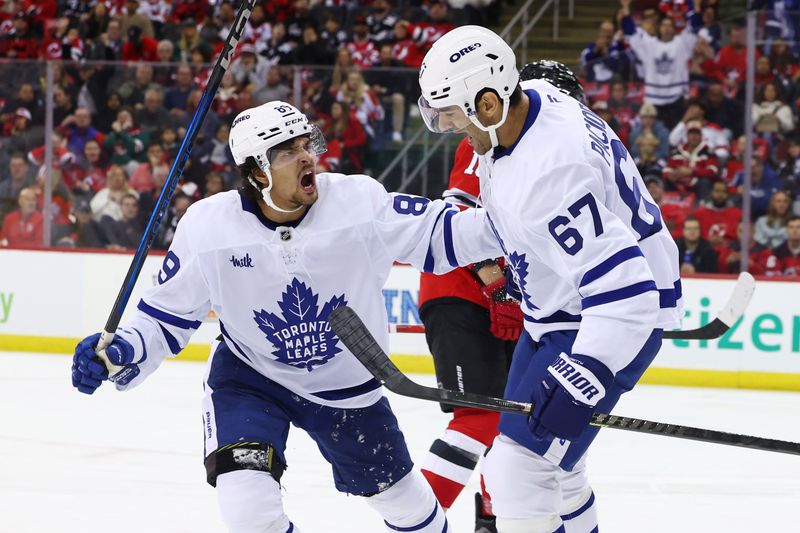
237, 156, 262, 202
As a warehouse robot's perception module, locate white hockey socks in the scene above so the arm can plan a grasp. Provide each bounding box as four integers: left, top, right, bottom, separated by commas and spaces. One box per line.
216, 470, 297, 533
366, 470, 450, 532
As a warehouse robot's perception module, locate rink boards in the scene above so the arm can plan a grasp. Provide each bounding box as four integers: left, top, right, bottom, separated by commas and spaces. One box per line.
2, 247, 800, 391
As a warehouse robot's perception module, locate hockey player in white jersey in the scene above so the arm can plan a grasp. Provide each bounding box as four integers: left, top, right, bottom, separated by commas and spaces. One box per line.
70, 101, 504, 532
418, 27, 682, 532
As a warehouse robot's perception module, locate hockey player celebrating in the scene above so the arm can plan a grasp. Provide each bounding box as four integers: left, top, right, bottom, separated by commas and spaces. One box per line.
418, 27, 682, 532
70, 101, 505, 532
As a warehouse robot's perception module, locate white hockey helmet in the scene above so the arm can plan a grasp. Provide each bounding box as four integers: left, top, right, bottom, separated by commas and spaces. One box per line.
228, 101, 326, 213
229, 101, 326, 171
418, 25, 519, 147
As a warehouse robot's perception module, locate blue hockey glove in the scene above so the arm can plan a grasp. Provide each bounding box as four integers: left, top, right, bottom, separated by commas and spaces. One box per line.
529, 353, 614, 441
71, 333, 135, 394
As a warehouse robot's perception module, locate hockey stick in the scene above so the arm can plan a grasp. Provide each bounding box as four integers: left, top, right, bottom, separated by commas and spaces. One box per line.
388, 272, 756, 341
330, 305, 800, 456
95, 0, 256, 380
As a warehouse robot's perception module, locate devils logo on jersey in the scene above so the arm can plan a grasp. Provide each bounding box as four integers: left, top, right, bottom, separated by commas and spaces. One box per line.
253, 278, 347, 371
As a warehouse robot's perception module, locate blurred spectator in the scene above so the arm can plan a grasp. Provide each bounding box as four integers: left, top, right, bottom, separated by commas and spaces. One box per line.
658, 0, 691, 33
714, 23, 757, 97
702, 82, 743, 139
1, 83, 44, 123
331, 47, 355, 94
766, 216, 800, 277
664, 119, 719, 197
779, 137, 800, 197
608, 81, 638, 144
769, 40, 799, 83
136, 88, 173, 137
733, 157, 784, 220
0, 153, 35, 218
164, 64, 197, 112
330, 100, 367, 174
284, 0, 315, 44
580, 20, 627, 83
136, 165, 168, 224
214, 70, 240, 120
1, 107, 43, 155
129, 142, 168, 193
261, 21, 294, 66
593, 100, 622, 140
176, 18, 210, 64
94, 92, 123, 133
724, 134, 769, 183
86, 17, 123, 60
668, 99, 729, 160
122, 24, 158, 62
403, 1, 455, 53
337, 69, 385, 139
698, 4, 722, 50
119, 0, 155, 39
189, 45, 213, 87
320, 14, 347, 52
621, 0, 700, 128
754, 56, 776, 87
753, 81, 795, 137
231, 43, 270, 90
716, 221, 765, 274
204, 171, 227, 198
293, 25, 335, 66
70, 197, 108, 248
368, 0, 400, 45
367, 44, 411, 143
754, 190, 792, 249
195, 123, 235, 179
32, 166, 73, 241
103, 108, 149, 169
102, 193, 144, 250
75, 139, 109, 196
156, 39, 178, 63
630, 102, 670, 169
118, 63, 161, 107
676, 216, 718, 274
240, 3, 270, 51
81, 2, 112, 42
694, 180, 742, 246
91, 164, 138, 222
137, 0, 170, 35
0, 187, 42, 248
347, 16, 380, 69
156, 193, 191, 249
159, 126, 179, 160
392, 19, 425, 68
1, 12, 38, 59
253, 67, 291, 106
59, 106, 103, 161
53, 85, 77, 127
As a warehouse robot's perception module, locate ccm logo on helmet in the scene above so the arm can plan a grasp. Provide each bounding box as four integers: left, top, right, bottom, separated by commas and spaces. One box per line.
232, 114, 250, 127
449, 42, 482, 63
285, 118, 304, 126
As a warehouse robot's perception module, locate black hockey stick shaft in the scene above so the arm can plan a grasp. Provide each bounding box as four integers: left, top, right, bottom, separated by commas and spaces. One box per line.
330, 305, 800, 456
95, 0, 256, 377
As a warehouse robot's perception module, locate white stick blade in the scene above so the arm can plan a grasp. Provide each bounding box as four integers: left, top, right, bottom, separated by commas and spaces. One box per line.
717, 272, 756, 326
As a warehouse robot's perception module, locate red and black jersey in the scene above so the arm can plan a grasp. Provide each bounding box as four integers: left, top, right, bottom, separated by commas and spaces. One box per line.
760, 242, 800, 277
693, 205, 741, 244
419, 137, 490, 310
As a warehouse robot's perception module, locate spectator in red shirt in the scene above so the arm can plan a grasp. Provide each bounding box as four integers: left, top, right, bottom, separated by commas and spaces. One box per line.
664, 120, 720, 197
392, 19, 424, 68
0, 187, 43, 248
694, 180, 742, 246
716, 221, 767, 274
715, 23, 759, 97
646, 175, 689, 239
1, 12, 38, 59
122, 25, 159, 62
770, 216, 800, 277
330, 100, 367, 174
404, 1, 455, 52
347, 16, 379, 69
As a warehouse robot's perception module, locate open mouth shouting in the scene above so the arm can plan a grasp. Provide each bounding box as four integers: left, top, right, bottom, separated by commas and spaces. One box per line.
299, 167, 316, 195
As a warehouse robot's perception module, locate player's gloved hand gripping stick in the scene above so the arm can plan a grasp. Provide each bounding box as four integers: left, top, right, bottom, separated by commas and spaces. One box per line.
330, 300, 800, 457
88, 0, 257, 381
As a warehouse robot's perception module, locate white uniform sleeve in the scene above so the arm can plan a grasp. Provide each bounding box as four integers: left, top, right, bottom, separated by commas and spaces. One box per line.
365, 180, 502, 273
519, 163, 660, 373
114, 207, 212, 390
626, 26, 655, 63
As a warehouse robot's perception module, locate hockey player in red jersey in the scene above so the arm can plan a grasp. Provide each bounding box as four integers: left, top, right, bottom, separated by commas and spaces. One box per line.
419, 60, 587, 533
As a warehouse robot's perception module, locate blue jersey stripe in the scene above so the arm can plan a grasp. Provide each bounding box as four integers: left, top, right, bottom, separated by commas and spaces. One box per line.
138, 299, 202, 330
561, 491, 595, 521
219, 321, 252, 362
385, 504, 439, 531
579, 246, 643, 288
443, 208, 459, 268
309, 378, 382, 401
523, 310, 582, 324
581, 280, 657, 310
158, 324, 181, 354
423, 206, 450, 273
658, 279, 683, 308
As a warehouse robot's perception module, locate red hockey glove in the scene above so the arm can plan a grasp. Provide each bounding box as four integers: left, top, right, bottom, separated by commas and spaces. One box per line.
480, 278, 524, 341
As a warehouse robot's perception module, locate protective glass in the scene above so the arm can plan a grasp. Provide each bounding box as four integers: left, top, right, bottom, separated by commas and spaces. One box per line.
263, 124, 327, 171
417, 96, 472, 134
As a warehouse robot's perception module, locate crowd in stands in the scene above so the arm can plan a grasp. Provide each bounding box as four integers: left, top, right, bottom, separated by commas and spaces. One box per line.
0, 0, 498, 250
578, 0, 800, 277
1, 0, 799, 279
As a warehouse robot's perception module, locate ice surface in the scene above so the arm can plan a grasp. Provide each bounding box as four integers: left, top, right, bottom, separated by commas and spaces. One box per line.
2, 353, 799, 533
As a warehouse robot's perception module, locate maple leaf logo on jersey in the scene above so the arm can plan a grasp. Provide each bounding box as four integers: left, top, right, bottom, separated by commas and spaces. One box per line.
507, 251, 538, 311
654, 52, 674, 75
252, 278, 347, 371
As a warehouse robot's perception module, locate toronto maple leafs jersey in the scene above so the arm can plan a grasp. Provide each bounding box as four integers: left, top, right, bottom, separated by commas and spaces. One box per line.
112, 173, 502, 408
476, 80, 682, 374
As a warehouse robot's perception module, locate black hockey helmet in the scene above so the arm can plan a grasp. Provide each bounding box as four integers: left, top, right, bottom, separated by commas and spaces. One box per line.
520, 60, 586, 103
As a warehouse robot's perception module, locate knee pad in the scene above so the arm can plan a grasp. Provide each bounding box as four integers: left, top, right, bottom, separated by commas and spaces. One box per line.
205, 441, 286, 487
216, 470, 296, 533
366, 470, 449, 532
482, 435, 562, 521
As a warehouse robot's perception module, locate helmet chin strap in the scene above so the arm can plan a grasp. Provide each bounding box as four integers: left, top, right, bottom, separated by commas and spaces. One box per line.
249, 168, 302, 214
469, 94, 512, 149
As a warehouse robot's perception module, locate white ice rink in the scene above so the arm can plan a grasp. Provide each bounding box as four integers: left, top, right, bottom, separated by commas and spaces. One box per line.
2, 352, 800, 533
